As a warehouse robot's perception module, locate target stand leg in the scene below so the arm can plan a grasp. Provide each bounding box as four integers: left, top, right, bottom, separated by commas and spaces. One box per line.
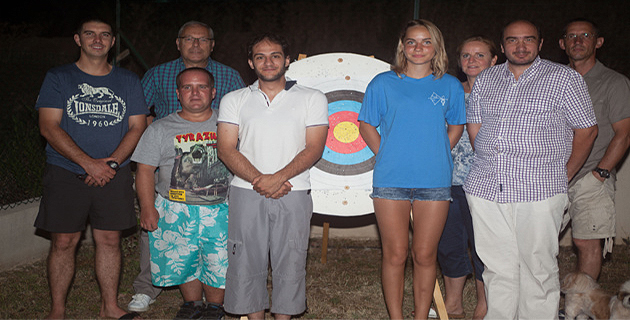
433, 279, 448, 320
321, 222, 329, 264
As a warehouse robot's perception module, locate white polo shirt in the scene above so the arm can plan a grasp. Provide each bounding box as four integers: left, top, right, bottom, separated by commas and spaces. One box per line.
218, 79, 329, 190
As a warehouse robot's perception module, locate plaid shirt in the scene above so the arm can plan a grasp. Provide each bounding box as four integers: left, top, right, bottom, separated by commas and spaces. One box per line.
464, 57, 596, 203
142, 57, 245, 119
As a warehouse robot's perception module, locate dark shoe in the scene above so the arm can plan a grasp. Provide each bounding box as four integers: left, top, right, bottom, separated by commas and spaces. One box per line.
119, 312, 141, 320
201, 303, 225, 320
174, 301, 203, 319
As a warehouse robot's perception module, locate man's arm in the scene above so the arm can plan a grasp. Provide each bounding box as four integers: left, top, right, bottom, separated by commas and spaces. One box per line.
447, 124, 464, 149
593, 117, 630, 181
567, 125, 598, 181
38, 107, 115, 186
85, 114, 147, 186
110, 114, 147, 164
467, 123, 481, 150
217, 122, 293, 198
217, 122, 264, 183
252, 125, 328, 198
136, 163, 159, 231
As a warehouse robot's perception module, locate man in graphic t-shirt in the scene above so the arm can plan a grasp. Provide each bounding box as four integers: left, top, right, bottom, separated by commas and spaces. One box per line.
34, 18, 147, 320
132, 67, 230, 320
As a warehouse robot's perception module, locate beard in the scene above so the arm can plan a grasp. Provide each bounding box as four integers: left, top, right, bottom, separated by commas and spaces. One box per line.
254, 65, 287, 82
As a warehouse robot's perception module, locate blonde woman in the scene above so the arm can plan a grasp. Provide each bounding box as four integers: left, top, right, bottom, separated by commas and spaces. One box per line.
358, 19, 465, 319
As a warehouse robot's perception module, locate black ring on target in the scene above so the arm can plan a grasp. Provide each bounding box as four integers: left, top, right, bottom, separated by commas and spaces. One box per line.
315, 90, 375, 176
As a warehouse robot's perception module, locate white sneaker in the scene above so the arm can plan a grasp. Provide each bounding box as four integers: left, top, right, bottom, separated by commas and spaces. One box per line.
128, 293, 156, 312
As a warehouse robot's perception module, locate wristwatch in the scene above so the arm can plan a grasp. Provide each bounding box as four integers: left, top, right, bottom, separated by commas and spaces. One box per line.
107, 160, 120, 172
594, 167, 610, 179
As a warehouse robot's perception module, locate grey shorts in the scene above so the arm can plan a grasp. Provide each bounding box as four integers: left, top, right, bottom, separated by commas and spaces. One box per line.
568, 172, 616, 240
223, 187, 312, 315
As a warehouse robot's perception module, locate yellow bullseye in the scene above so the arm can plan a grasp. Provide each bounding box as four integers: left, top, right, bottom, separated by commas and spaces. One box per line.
333, 121, 359, 143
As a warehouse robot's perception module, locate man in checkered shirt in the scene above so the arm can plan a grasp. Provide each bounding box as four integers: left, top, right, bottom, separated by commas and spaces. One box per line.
464, 20, 598, 320
142, 20, 245, 123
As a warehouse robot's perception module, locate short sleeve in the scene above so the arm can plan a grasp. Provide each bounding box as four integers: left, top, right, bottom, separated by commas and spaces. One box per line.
563, 70, 597, 129
445, 78, 466, 125
306, 90, 329, 127
467, 75, 483, 124
131, 123, 162, 167
606, 74, 630, 124
358, 73, 386, 127
217, 91, 241, 125
35, 71, 64, 110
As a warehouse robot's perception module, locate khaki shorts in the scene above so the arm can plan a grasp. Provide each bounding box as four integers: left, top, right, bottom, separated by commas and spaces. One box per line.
568, 172, 616, 240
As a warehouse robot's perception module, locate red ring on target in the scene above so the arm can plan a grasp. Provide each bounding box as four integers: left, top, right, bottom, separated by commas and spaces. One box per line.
327, 111, 366, 154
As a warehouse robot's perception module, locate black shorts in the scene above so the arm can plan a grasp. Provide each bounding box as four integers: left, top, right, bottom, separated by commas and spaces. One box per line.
34, 163, 137, 233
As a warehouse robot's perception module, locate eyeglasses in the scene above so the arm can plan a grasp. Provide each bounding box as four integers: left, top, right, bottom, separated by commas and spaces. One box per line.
563, 33, 597, 40
178, 36, 214, 44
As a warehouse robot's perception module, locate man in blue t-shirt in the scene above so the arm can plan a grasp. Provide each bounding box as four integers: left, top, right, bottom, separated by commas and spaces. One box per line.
34, 18, 147, 320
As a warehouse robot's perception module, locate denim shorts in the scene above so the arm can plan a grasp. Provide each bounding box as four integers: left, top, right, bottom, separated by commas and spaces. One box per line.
371, 187, 452, 202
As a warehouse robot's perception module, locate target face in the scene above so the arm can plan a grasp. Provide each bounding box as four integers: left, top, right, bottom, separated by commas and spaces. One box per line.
285, 53, 390, 216
316, 90, 375, 176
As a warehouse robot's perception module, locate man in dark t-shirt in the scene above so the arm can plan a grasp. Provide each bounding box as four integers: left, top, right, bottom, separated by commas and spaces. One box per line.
34, 18, 147, 320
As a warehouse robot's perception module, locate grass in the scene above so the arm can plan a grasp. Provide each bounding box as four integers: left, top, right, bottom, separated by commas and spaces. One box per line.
1, 233, 629, 319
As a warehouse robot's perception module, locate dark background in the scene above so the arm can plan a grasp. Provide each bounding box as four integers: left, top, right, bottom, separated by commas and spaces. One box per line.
2, 0, 630, 113
1, 0, 628, 207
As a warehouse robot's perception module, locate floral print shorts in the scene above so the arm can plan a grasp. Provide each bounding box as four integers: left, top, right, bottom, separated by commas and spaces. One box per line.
149, 194, 229, 289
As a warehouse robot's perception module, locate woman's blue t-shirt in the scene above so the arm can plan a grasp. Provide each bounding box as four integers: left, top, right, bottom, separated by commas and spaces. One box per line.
358, 71, 466, 188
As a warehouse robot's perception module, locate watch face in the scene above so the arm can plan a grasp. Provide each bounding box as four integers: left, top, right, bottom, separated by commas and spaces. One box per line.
107, 161, 119, 170
596, 168, 610, 178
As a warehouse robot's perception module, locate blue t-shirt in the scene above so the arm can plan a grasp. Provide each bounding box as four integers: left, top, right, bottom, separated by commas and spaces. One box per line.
358, 71, 465, 188
35, 63, 148, 174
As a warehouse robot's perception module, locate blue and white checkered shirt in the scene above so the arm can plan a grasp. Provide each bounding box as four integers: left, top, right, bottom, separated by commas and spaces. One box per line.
464, 57, 597, 203
142, 57, 245, 119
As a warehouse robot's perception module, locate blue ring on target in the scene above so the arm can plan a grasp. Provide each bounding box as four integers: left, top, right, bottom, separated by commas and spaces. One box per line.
315, 90, 376, 175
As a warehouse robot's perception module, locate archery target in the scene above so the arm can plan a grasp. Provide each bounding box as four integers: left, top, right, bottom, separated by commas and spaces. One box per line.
286, 53, 390, 216
317, 89, 375, 176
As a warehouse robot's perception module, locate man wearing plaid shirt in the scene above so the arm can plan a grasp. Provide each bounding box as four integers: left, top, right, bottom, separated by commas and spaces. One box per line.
464, 20, 598, 319
142, 20, 245, 122
128, 20, 245, 313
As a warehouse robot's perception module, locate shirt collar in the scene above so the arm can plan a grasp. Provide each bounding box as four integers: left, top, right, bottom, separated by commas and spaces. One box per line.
583, 59, 604, 78
502, 55, 542, 80
248, 78, 297, 92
